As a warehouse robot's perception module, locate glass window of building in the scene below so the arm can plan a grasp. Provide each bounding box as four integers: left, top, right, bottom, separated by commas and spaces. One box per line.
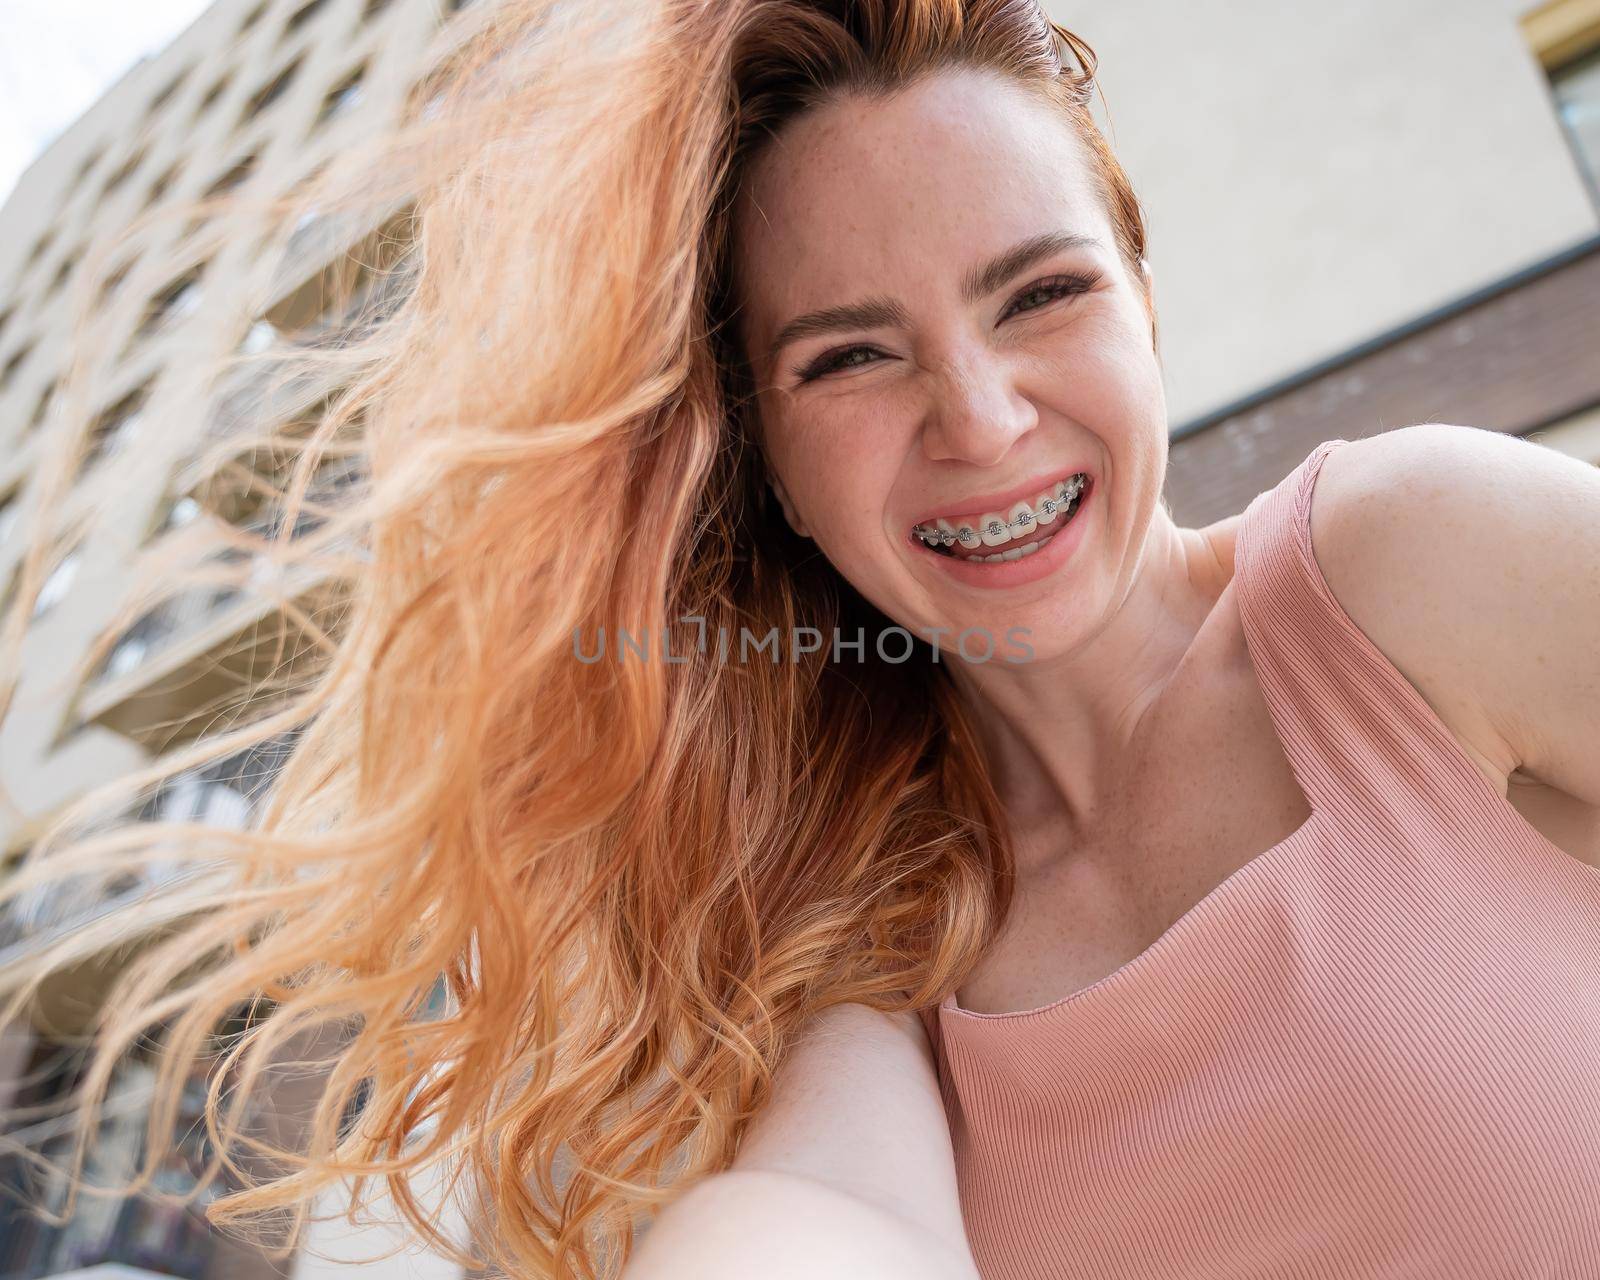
1553, 44, 1600, 206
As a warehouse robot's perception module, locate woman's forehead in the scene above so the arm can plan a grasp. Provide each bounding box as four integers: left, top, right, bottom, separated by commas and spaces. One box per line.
730, 72, 1108, 360
737, 71, 1096, 246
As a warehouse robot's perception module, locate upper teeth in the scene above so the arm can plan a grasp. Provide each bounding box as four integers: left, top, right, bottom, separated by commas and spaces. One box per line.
913, 474, 1086, 549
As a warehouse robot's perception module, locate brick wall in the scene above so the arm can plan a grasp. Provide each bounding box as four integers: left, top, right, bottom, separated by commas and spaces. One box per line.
1165, 236, 1600, 526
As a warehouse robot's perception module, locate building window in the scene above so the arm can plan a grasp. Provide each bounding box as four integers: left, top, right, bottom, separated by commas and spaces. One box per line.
0, 341, 32, 393
84, 382, 153, 470
99, 146, 148, 197
145, 161, 182, 207
101, 609, 163, 679
238, 0, 270, 35
0, 488, 21, 551
238, 319, 279, 354
135, 262, 206, 338
99, 256, 135, 303
157, 495, 203, 536
205, 153, 258, 198
241, 55, 303, 124
68, 147, 104, 196
147, 66, 191, 116
283, 0, 333, 39
190, 153, 259, 230
196, 72, 232, 118
44, 256, 74, 300
312, 63, 367, 129
1553, 45, 1600, 206
30, 378, 58, 432
25, 228, 55, 269
31, 542, 82, 620
1524, 0, 1600, 208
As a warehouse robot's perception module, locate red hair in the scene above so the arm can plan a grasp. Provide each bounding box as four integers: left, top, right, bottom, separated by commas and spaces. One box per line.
0, 3, 1151, 1276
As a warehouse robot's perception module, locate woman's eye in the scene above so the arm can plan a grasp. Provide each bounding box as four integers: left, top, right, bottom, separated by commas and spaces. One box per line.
998, 271, 1102, 321
797, 345, 880, 382
794, 270, 1101, 384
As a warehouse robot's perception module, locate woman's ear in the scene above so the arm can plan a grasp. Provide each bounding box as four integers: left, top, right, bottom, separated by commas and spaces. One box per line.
768, 475, 812, 539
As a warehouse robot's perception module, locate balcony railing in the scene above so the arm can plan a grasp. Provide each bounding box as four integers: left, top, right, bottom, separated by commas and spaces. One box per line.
199, 358, 343, 455
0, 1064, 216, 1279
260, 198, 414, 336
0, 798, 237, 960
0, 733, 299, 967
78, 538, 346, 751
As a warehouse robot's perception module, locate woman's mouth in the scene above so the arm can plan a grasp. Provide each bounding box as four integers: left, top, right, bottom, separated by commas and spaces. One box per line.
910, 472, 1089, 563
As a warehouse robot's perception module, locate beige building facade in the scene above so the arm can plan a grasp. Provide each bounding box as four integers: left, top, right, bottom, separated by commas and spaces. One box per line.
1, 5, 485, 1276
1, 0, 1598, 1276
1064, 0, 1600, 430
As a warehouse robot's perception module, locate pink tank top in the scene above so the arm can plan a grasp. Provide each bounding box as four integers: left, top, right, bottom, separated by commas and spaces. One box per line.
919, 438, 1600, 1278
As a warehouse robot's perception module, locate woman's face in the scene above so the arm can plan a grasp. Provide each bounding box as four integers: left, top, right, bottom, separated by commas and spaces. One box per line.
732, 66, 1168, 663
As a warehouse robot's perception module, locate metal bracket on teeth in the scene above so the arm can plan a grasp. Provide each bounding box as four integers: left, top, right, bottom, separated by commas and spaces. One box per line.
915, 479, 1080, 543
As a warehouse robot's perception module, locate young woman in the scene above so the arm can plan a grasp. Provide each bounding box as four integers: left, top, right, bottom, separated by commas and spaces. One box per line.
5, 2, 1597, 1279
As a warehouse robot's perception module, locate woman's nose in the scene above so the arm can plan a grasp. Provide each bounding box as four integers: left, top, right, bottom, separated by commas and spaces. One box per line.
919, 356, 1039, 467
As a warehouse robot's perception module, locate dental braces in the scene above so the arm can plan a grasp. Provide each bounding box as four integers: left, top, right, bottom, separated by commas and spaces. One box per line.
913, 480, 1083, 545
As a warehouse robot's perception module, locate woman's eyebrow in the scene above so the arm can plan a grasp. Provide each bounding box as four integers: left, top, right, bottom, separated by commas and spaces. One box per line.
763, 229, 1104, 370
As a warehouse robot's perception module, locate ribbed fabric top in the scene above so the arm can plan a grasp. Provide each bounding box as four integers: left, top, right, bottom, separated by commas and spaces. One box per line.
919, 438, 1600, 1279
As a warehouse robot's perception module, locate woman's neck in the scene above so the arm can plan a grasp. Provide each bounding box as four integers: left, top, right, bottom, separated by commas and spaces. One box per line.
948, 510, 1240, 834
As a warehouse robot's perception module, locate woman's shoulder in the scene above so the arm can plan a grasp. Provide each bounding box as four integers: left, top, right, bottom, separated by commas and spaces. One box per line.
1200, 423, 1596, 812
1189, 434, 1344, 583
1305, 424, 1600, 804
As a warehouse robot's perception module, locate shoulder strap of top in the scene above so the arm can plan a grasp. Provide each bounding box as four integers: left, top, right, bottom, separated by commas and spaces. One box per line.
1232, 437, 1505, 833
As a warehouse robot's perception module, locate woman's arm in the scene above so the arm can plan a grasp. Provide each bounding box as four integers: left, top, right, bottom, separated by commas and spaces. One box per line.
623, 1003, 979, 1280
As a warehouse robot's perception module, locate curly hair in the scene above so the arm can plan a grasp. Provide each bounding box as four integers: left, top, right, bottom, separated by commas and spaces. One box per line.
0, 2, 1151, 1276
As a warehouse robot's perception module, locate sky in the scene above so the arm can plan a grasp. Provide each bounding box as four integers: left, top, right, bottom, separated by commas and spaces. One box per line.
0, 0, 217, 206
